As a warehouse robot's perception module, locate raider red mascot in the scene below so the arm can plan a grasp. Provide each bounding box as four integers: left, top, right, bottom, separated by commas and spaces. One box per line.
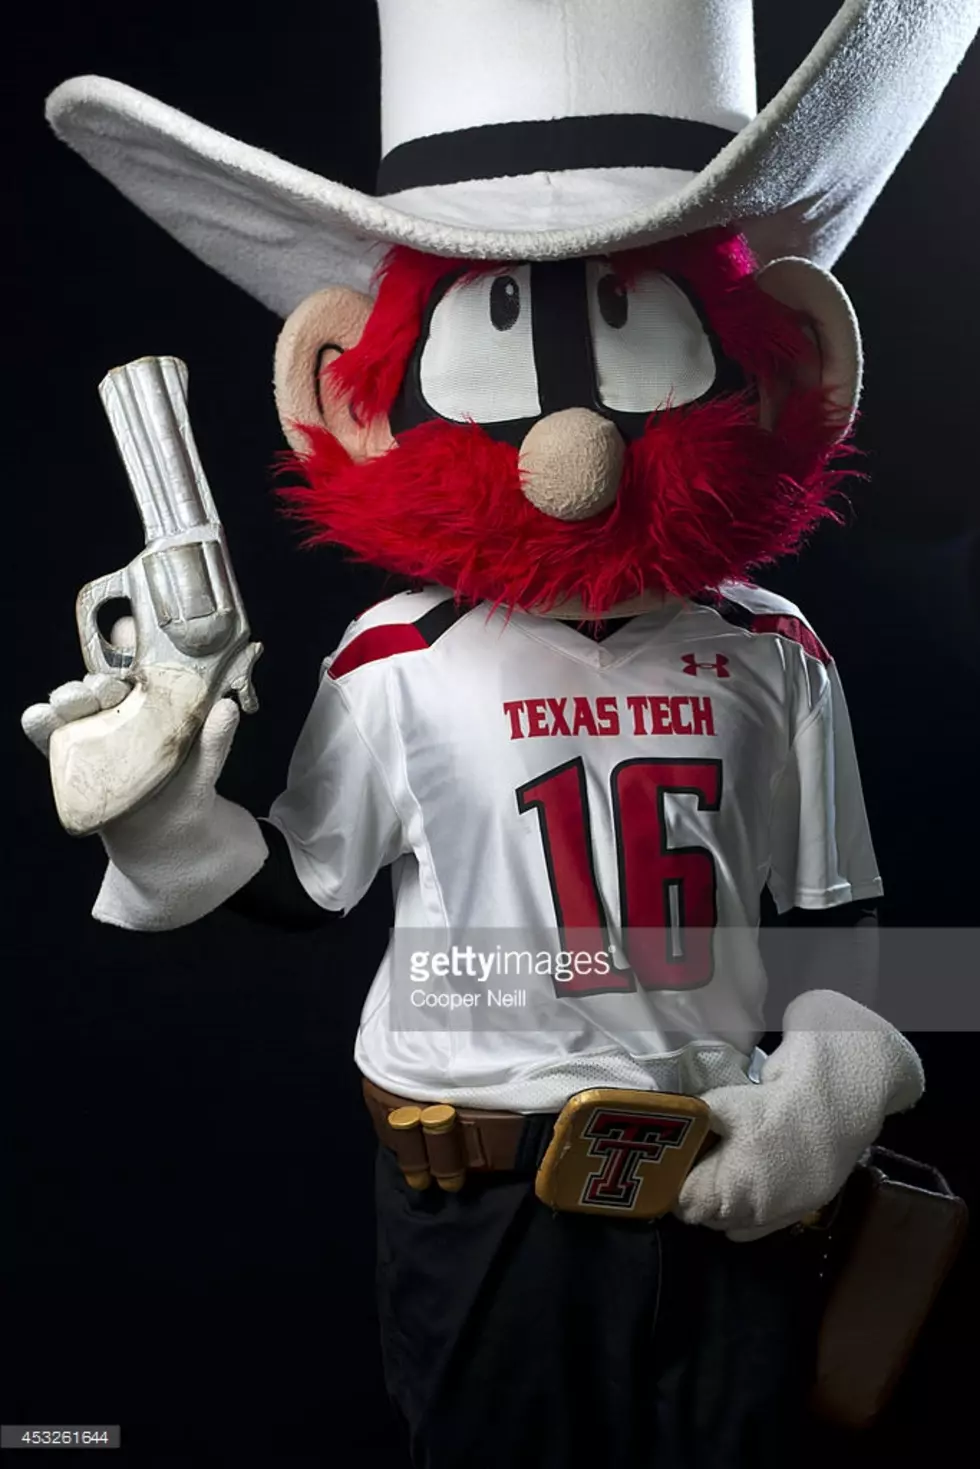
24, 3, 978, 1466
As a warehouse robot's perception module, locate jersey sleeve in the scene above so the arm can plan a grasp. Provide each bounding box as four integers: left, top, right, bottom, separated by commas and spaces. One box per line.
767, 657, 884, 914
265, 658, 405, 914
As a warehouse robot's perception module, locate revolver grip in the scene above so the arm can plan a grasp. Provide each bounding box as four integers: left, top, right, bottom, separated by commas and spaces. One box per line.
48, 664, 210, 836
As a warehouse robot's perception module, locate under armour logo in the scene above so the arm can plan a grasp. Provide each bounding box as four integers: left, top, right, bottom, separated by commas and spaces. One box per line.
681, 653, 730, 678
580, 1109, 693, 1211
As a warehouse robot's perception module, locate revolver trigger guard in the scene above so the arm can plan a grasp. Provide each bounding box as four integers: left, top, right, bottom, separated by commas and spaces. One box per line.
76, 568, 133, 676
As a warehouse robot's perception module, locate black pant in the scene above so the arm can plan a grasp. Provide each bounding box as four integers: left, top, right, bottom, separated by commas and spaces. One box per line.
374, 1142, 825, 1469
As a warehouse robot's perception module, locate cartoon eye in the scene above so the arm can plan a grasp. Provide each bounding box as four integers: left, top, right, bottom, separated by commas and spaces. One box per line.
586, 263, 716, 414
490, 275, 521, 331
419, 265, 540, 423
597, 273, 628, 330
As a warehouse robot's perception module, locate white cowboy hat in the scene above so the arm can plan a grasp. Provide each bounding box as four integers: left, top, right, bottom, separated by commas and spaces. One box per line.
47, 0, 978, 319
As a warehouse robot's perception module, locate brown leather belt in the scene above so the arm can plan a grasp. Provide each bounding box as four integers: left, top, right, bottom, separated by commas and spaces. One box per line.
363, 1077, 717, 1214
364, 1077, 834, 1229
363, 1077, 546, 1188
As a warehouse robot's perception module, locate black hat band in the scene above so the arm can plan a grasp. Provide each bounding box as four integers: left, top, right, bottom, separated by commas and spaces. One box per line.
376, 113, 737, 196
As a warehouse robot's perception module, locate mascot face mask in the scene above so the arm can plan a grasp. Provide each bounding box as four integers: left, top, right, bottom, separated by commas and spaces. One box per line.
275, 230, 858, 615
49, 0, 975, 611
47, 0, 974, 611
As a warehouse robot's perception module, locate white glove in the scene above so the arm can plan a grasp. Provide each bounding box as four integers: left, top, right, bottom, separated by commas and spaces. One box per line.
23, 630, 267, 930
674, 989, 925, 1242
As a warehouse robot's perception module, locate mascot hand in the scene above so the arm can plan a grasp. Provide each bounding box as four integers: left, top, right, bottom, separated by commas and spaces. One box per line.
22, 620, 267, 930
674, 990, 924, 1241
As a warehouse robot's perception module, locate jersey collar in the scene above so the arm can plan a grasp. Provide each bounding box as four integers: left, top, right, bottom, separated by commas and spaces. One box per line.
508, 596, 690, 668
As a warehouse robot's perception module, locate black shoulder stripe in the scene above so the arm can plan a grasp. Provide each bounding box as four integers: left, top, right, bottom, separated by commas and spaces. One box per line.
328, 595, 474, 681
414, 598, 473, 646
691, 592, 755, 629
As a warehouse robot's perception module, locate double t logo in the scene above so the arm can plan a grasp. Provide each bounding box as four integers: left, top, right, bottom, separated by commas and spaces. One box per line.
579, 1108, 693, 1210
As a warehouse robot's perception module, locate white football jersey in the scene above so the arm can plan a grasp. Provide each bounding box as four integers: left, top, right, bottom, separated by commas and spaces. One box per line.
268, 583, 882, 1111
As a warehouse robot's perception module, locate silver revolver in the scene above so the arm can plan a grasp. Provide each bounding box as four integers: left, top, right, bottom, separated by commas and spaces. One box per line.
49, 355, 262, 836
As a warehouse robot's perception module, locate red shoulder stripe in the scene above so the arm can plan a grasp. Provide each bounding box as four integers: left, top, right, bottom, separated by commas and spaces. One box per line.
749, 614, 831, 665
328, 625, 428, 680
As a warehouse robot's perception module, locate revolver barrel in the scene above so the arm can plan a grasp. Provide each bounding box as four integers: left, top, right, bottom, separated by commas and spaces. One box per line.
99, 356, 218, 541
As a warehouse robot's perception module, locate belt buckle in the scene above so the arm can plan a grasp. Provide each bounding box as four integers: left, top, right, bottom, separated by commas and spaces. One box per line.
534, 1088, 712, 1220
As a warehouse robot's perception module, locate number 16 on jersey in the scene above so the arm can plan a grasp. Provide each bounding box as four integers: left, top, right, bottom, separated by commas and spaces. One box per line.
517, 756, 723, 997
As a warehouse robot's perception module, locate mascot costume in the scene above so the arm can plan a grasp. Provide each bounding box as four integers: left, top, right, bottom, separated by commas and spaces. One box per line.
23, 3, 978, 1466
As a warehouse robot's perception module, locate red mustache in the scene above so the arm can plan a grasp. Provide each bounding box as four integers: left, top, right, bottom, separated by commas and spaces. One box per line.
279, 392, 852, 614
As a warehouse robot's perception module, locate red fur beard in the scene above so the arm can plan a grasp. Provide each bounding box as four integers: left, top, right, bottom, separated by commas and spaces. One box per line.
279, 389, 851, 615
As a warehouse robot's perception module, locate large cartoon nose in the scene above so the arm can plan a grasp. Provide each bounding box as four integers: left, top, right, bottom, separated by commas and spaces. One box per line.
518, 409, 625, 521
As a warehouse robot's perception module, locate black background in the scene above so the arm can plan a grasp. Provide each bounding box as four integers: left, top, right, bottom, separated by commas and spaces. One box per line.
7, 3, 980, 1464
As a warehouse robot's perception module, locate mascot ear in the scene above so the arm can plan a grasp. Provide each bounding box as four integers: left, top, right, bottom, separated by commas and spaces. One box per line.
755, 258, 863, 439
274, 287, 393, 459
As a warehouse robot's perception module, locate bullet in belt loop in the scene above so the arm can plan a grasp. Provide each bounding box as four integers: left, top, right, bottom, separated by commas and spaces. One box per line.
421, 1104, 467, 1192
388, 1105, 431, 1190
